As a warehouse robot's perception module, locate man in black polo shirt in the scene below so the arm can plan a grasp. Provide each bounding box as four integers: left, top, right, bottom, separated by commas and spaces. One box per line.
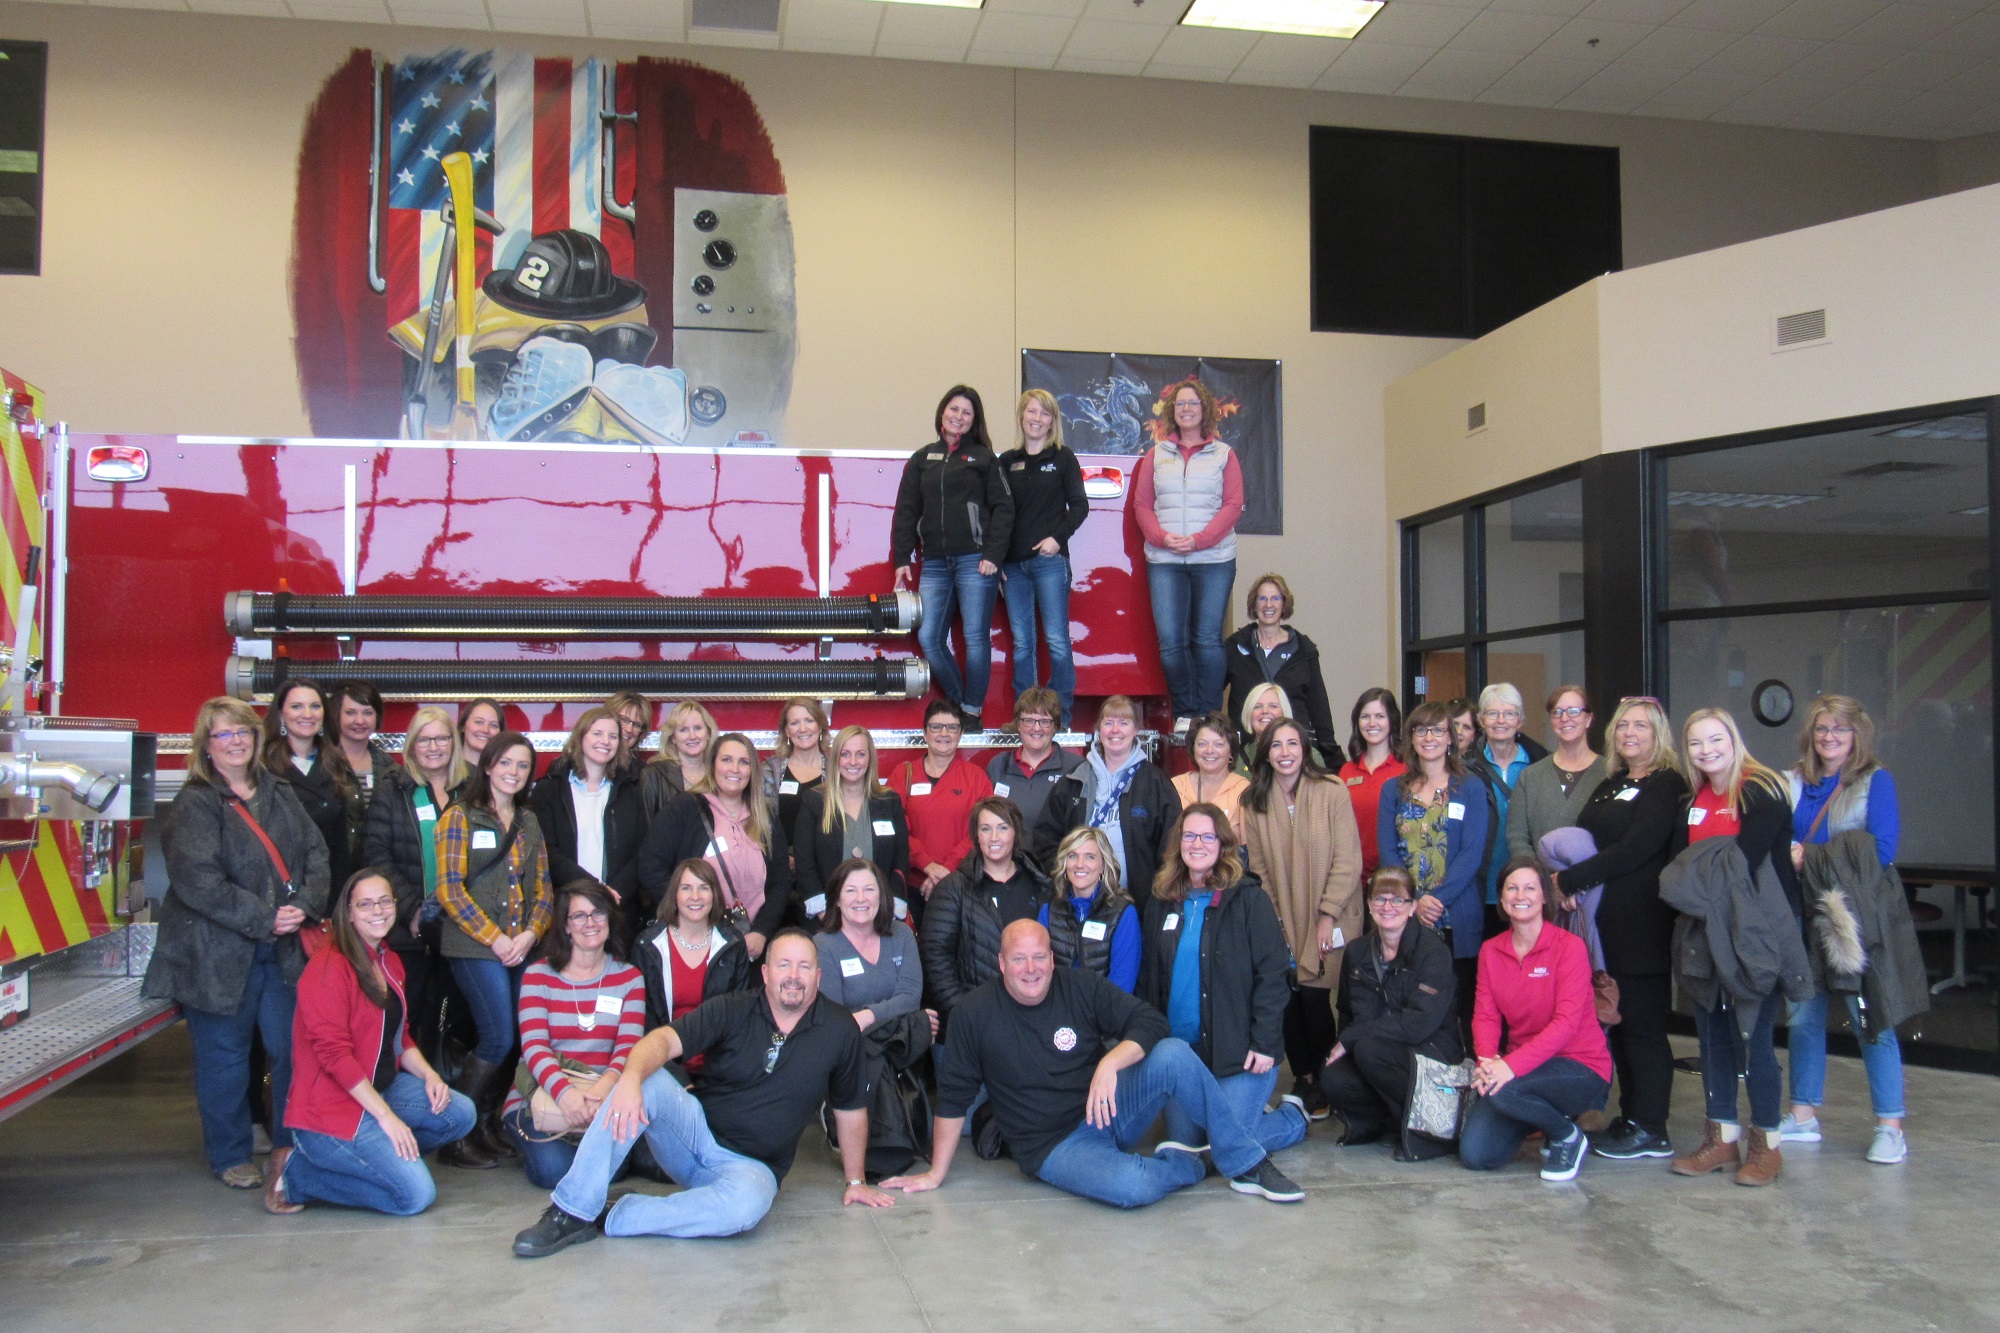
883, 919, 1302, 1207
514, 929, 894, 1256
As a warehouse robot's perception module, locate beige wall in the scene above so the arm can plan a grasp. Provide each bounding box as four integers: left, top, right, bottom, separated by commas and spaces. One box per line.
1939, 131, 2000, 194
0, 2, 1959, 712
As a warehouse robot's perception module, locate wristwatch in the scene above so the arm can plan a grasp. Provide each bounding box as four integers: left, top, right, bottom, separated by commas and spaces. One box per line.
847, 1178, 865, 1188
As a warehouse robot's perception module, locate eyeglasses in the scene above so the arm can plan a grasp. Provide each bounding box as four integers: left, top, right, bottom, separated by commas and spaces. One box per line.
926, 723, 962, 735
1180, 831, 1219, 846
1480, 709, 1521, 722
1812, 725, 1855, 739
1369, 896, 1414, 911
1017, 716, 1055, 729
410, 735, 453, 749
763, 1031, 788, 1075
210, 727, 257, 745
1411, 725, 1449, 739
1549, 707, 1588, 721
352, 898, 398, 915
566, 910, 609, 927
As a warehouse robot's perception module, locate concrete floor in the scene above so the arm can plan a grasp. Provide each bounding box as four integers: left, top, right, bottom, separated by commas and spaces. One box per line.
3, 1024, 1998, 1333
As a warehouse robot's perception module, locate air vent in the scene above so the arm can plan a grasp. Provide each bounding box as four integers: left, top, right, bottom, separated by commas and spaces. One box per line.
1841, 460, 1953, 479
1467, 402, 1486, 433
691, 0, 779, 31
1774, 308, 1828, 349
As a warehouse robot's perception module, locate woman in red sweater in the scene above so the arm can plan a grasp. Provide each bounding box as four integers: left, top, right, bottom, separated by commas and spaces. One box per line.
265, 870, 475, 1216
1460, 858, 1611, 1182
886, 698, 993, 915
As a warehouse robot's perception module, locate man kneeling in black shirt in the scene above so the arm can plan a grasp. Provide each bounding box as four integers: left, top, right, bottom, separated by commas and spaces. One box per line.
883, 920, 1303, 1207
514, 929, 895, 1256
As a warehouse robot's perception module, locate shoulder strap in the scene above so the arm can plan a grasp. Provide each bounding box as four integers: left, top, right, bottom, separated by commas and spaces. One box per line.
229, 796, 294, 895
465, 809, 524, 879
1805, 779, 1842, 845
693, 798, 745, 912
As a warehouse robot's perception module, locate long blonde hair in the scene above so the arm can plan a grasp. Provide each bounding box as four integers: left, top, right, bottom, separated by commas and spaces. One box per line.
189, 697, 264, 789
821, 724, 885, 835
401, 705, 468, 791
693, 733, 772, 852
1604, 697, 1677, 781
649, 700, 718, 778
1680, 707, 1785, 815
1014, 388, 1066, 452
1055, 825, 1123, 899
1795, 694, 1879, 786
774, 697, 832, 766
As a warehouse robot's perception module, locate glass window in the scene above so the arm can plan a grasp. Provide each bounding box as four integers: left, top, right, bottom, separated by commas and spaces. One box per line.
1665, 602, 1992, 866
1416, 515, 1464, 639
1484, 629, 1587, 748
1665, 413, 1988, 610
1484, 479, 1583, 633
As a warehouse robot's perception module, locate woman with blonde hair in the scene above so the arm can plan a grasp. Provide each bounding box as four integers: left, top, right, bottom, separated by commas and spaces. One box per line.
794, 724, 911, 921
763, 697, 831, 840
1000, 388, 1088, 727
1040, 825, 1140, 992
635, 732, 793, 959
1237, 681, 1294, 759
360, 705, 464, 1058
641, 699, 718, 821
1549, 697, 1688, 1163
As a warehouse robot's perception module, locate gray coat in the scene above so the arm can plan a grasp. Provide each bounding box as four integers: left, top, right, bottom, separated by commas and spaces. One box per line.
1506, 754, 1608, 864
142, 773, 332, 1015
1662, 837, 1815, 1041
1802, 830, 1930, 1037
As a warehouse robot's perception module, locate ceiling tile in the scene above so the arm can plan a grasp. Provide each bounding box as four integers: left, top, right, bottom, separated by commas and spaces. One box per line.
1351, 2, 1483, 46
1230, 32, 1345, 82
1578, 0, 1691, 21
1558, 91, 1655, 112
872, 39, 971, 59
1617, 22, 1736, 66
1639, 63, 1766, 110
1668, 0, 1791, 35
1144, 60, 1235, 81
1054, 53, 1150, 71
1060, 18, 1165, 59
1312, 43, 1429, 92
597, 19, 689, 37
389, 5, 495, 24
1857, 42, 1990, 91
967, 47, 1056, 65
781, 31, 873, 51
1533, 15, 1657, 62
1400, 45, 1520, 96
1929, 10, 2000, 57
1476, 51, 1600, 98
1568, 57, 1682, 98
387, 0, 485, 18
1077, 0, 1180, 26
1151, 23, 1260, 64
1835, 3, 1967, 49
690, 26, 782, 44
971, 11, 1075, 55
983, 0, 1088, 15
785, 0, 881, 43
489, 0, 585, 18
289, 1, 395, 19
83, 0, 189, 9
1782, 39, 1896, 82
1447, 9, 1570, 56
495, 14, 593, 34
1721, 77, 1850, 120
1755, 0, 1887, 43
190, 0, 292, 14
1700, 31, 1820, 74
877, 3, 981, 45
1486, 0, 1591, 15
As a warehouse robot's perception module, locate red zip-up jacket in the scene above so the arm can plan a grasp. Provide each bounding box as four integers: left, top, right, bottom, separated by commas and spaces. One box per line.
285, 943, 411, 1140
887, 754, 993, 876
1472, 922, 1610, 1081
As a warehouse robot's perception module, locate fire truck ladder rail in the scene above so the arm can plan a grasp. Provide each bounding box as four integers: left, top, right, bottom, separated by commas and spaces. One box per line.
225, 591, 921, 640
227, 655, 931, 702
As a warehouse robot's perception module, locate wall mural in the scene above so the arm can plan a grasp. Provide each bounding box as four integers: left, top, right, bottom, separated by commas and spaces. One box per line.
292, 49, 795, 447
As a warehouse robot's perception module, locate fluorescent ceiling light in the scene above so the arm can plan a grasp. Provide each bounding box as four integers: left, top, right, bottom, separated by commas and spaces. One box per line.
1180, 0, 1382, 39
873, 0, 984, 8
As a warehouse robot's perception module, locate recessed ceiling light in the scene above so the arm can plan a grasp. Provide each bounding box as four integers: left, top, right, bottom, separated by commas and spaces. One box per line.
873, 0, 984, 8
1179, 0, 1383, 39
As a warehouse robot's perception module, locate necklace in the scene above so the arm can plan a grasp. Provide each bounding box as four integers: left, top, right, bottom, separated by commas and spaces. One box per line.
567, 962, 605, 1030
670, 925, 709, 957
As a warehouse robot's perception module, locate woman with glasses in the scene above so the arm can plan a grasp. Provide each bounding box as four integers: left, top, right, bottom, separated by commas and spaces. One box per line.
1340, 689, 1406, 879
999, 390, 1088, 728
264, 870, 474, 1217
499, 880, 647, 1189
1464, 683, 1549, 931
888, 699, 994, 911
1172, 714, 1248, 840
262, 675, 362, 906
529, 707, 648, 925
604, 692, 655, 763
361, 705, 466, 1059
1321, 868, 1462, 1158
143, 698, 330, 1192
1507, 686, 1607, 875
1138, 804, 1309, 1178
1549, 698, 1688, 1163
640, 700, 719, 822
796, 725, 913, 923
1035, 696, 1182, 914
762, 698, 831, 846
1224, 573, 1340, 763
1242, 717, 1363, 1122
891, 385, 1015, 730
986, 687, 1083, 837
1780, 695, 1919, 1166
1377, 702, 1490, 1036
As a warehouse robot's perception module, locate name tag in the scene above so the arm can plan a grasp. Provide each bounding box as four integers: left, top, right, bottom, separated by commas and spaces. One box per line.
873, 819, 896, 836
594, 995, 622, 1016
1688, 807, 1707, 825
993, 782, 1011, 797
840, 956, 866, 978
705, 836, 729, 856
926, 451, 944, 461
1163, 913, 1180, 931
1346, 776, 1362, 786
1446, 802, 1465, 821
1081, 920, 1108, 941
416, 805, 438, 823
804, 894, 827, 917
471, 830, 498, 850
779, 780, 799, 795
1530, 966, 1550, 978
893, 898, 908, 920
1616, 787, 1641, 802
1329, 927, 1346, 950
909, 782, 932, 796
1009, 460, 1026, 472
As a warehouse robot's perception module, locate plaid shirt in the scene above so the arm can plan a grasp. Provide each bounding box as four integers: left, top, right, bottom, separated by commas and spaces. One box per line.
435, 803, 553, 946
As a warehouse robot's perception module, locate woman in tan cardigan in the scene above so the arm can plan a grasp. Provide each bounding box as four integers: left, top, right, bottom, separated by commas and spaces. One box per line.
1243, 716, 1363, 1122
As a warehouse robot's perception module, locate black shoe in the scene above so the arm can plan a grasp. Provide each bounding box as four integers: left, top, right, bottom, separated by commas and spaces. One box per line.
1592, 1122, 1674, 1160
1289, 1075, 1332, 1122
1229, 1157, 1305, 1203
1542, 1129, 1588, 1182
512, 1204, 601, 1258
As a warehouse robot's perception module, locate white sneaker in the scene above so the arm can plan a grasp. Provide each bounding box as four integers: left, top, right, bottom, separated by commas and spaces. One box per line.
1866, 1125, 1908, 1165
1776, 1112, 1821, 1143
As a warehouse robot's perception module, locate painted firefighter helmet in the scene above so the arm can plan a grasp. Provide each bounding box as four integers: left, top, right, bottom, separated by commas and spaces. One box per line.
482, 228, 645, 320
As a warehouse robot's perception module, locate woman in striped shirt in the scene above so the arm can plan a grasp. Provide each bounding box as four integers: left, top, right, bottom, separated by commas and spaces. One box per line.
500, 880, 648, 1189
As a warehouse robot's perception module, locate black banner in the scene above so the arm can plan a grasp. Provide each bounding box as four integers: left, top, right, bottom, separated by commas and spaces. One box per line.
1021, 349, 1282, 536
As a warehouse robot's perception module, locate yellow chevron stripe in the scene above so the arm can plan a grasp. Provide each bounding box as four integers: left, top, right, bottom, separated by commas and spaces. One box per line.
1898, 611, 1989, 703
31, 827, 88, 947
0, 850, 39, 958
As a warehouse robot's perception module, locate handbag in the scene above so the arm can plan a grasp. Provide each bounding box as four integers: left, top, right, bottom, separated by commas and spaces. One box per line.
1404, 1052, 1475, 1143
229, 797, 330, 959
1592, 970, 1623, 1026
696, 799, 756, 935
518, 1055, 604, 1140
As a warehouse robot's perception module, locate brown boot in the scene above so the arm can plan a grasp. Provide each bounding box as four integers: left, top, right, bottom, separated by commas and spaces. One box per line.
1734, 1127, 1782, 1187
1670, 1121, 1742, 1177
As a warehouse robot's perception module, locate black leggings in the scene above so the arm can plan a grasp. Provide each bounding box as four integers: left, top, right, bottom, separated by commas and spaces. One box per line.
1283, 984, 1338, 1080
1606, 971, 1673, 1136
1320, 1033, 1413, 1136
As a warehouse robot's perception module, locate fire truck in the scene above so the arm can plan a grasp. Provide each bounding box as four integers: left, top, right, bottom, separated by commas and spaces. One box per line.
0, 369, 1167, 1117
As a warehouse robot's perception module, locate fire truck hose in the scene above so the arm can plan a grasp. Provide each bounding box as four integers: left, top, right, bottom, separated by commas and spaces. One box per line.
226, 591, 920, 639
227, 656, 930, 702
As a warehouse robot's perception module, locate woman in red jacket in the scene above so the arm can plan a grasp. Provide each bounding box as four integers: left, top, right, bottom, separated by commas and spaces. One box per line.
1460, 858, 1611, 1183
265, 870, 476, 1216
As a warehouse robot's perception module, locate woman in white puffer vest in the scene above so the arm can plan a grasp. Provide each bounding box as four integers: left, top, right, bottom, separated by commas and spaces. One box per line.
1134, 378, 1244, 730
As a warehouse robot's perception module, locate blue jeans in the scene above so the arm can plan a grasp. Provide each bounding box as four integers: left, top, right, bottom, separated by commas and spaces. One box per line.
1460, 1057, 1608, 1170
1002, 553, 1075, 724
552, 1070, 779, 1238
1695, 992, 1784, 1131
502, 1105, 656, 1190
1163, 1064, 1308, 1158
449, 955, 525, 1064
183, 941, 296, 1173
1033, 1037, 1267, 1209
1146, 559, 1235, 717
281, 1074, 476, 1215
917, 553, 999, 717
1787, 990, 1905, 1119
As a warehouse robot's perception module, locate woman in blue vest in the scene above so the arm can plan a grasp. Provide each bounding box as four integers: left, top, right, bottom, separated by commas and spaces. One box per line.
1134, 378, 1244, 730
